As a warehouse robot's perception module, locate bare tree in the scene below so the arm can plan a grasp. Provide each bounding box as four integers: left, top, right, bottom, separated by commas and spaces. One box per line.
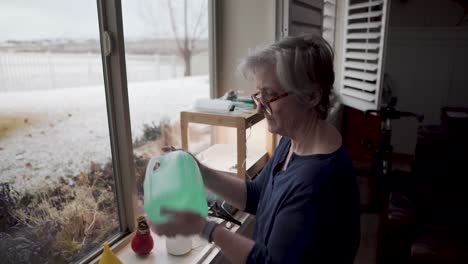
140, 0, 208, 76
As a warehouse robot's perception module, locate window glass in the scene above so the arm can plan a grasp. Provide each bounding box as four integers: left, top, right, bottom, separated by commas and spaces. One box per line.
121, 0, 211, 213
0, 1, 120, 262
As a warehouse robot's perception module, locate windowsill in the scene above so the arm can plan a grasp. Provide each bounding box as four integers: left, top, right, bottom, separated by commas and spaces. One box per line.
109, 212, 250, 264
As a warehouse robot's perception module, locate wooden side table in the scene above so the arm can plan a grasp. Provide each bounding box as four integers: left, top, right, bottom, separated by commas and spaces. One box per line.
180, 110, 272, 180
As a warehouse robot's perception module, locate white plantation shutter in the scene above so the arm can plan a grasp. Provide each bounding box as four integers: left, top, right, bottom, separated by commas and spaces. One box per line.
280, 0, 324, 38
323, 0, 337, 46
339, 0, 390, 111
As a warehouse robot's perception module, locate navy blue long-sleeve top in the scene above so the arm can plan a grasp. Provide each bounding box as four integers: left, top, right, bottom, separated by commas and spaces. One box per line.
245, 137, 360, 264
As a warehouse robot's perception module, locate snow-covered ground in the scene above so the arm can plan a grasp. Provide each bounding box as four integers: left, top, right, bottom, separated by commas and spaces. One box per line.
0, 76, 209, 189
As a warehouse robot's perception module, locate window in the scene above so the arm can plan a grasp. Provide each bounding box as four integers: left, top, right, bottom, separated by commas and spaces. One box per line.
0, 1, 121, 263
0, 0, 216, 262
1, 1, 214, 262
120, 0, 212, 214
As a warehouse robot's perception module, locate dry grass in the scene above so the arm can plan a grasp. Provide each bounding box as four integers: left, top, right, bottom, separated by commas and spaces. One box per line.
1, 119, 210, 262
9, 163, 119, 262
0, 115, 42, 139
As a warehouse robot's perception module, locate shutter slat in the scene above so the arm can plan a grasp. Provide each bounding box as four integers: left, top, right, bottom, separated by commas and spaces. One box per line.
348, 21, 382, 29
345, 70, 377, 81
343, 79, 376, 92
295, 0, 323, 9
347, 32, 381, 39
346, 52, 379, 60
342, 88, 375, 102
344, 61, 378, 71
346, 43, 380, 50
349, 0, 383, 10
348, 10, 382, 19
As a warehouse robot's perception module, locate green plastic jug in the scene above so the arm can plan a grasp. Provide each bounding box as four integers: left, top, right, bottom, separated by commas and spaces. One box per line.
144, 151, 208, 224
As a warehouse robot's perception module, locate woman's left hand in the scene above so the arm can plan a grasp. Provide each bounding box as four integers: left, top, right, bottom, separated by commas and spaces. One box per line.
150, 208, 207, 237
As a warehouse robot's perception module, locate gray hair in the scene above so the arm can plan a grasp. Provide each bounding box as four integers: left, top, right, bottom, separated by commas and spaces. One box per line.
239, 34, 335, 119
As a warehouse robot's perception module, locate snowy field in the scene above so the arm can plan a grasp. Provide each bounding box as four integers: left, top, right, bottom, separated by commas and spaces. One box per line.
0, 76, 210, 189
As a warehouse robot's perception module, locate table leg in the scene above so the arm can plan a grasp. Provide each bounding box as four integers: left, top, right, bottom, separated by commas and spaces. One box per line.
237, 122, 246, 180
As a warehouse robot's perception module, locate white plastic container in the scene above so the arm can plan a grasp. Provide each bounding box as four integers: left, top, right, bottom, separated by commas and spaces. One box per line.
166, 236, 192, 256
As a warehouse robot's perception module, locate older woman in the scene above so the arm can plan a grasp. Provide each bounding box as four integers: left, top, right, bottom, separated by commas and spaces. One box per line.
153, 34, 360, 264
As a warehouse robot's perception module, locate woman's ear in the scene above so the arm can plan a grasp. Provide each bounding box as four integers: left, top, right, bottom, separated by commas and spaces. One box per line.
306, 89, 322, 109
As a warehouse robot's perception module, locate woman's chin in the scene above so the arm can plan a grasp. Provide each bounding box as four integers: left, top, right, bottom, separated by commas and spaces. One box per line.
266, 122, 278, 134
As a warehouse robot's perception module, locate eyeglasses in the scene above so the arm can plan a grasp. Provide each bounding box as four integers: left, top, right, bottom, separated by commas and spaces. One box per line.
251, 91, 289, 115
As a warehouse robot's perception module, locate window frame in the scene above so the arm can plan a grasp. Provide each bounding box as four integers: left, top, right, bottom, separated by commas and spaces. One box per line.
77, 0, 137, 262
208, 0, 217, 99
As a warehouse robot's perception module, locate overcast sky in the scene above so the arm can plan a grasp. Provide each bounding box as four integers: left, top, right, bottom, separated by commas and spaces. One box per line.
0, 0, 208, 41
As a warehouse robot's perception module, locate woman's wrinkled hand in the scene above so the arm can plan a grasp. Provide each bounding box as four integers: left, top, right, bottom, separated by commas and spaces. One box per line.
149, 208, 207, 238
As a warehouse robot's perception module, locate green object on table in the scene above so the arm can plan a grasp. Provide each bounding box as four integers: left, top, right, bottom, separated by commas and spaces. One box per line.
144, 151, 208, 224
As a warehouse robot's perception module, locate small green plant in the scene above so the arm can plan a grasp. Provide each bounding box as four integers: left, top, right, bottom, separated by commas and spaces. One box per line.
142, 122, 162, 141
133, 118, 172, 147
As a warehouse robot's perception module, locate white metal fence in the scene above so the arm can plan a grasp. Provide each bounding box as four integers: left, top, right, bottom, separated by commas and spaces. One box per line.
0, 52, 185, 92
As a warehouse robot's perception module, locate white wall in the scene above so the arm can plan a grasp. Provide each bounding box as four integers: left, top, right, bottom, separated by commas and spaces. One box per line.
215, 0, 276, 148
216, 0, 276, 97
386, 0, 468, 154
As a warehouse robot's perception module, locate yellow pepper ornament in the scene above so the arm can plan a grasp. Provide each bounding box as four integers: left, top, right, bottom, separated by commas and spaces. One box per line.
98, 242, 123, 264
